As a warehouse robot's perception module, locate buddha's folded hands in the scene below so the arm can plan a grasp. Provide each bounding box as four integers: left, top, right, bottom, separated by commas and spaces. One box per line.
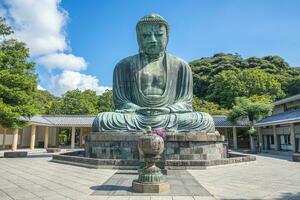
136, 107, 171, 115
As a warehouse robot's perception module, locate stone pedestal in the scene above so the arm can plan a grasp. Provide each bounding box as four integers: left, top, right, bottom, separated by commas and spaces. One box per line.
4, 151, 27, 158
132, 180, 170, 193
293, 153, 300, 162
85, 132, 225, 161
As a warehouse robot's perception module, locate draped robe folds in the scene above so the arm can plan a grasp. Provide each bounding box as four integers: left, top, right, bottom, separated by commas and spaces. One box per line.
92, 53, 215, 133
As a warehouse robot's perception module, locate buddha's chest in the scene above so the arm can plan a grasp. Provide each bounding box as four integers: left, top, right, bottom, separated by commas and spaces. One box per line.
139, 60, 166, 96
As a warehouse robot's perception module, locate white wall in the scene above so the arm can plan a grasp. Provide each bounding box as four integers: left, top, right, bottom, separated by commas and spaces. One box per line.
22, 127, 31, 147
4, 126, 58, 148
0, 134, 21, 145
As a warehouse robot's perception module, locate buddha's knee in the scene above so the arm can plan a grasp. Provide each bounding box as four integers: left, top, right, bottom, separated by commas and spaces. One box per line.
197, 112, 215, 132
92, 112, 127, 131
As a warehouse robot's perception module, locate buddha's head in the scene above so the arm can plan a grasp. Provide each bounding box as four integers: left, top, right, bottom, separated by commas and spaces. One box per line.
136, 14, 169, 55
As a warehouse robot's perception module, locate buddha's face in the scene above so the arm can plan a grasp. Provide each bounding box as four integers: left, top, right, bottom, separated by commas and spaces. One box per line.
137, 23, 168, 55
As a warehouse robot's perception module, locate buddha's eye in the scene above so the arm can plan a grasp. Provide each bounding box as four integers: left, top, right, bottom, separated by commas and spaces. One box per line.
142, 34, 151, 38
155, 33, 163, 37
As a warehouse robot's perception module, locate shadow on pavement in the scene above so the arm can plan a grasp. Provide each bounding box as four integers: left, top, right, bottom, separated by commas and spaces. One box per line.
90, 185, 132, 192
255, 152, 293, 161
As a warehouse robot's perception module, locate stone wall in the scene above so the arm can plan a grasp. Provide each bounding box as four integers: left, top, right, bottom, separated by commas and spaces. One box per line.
85, 132, 226, 161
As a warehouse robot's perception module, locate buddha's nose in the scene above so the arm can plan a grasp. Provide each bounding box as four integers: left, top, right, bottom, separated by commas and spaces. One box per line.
150, 34, 157, 43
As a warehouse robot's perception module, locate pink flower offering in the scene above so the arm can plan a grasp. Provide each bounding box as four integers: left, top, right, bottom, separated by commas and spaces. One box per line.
153, 128, 168, 138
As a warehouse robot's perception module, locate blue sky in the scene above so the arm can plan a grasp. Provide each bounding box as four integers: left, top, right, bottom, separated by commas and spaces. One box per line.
1, 0, 300, 95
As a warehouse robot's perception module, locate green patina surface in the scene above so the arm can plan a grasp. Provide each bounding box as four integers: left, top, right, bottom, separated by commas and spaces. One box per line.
92, 14, 215, 133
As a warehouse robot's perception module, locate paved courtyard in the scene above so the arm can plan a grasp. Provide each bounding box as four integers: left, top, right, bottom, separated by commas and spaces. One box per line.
0, 153, 299, 200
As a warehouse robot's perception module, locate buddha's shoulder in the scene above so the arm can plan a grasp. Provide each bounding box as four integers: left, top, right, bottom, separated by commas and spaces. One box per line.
167, 53, 190, 67
114, 53, 189, 68
115, 54, 139, 67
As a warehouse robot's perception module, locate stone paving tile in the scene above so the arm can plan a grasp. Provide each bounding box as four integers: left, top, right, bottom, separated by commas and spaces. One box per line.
92, 170, 211, 197
150, 196, 172, 200
0, 154, 299, 199
42, 195, 72, 200
193, 197, 217, 200
188, 153, 300, 200
107, 196, 130, 200
129, 196, 151, 200
172, 196, 195, 200
85, 196, 109, 200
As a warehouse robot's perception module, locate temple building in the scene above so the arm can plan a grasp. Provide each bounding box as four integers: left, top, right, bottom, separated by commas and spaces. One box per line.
256, 94, 300, 154
3, 94, 300, 154
0, 115, 249, 151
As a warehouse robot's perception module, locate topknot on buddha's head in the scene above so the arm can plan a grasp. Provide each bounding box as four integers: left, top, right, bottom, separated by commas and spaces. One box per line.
136, 14, 169, 37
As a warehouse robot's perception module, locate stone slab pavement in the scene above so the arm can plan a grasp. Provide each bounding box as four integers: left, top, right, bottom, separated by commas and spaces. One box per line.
91, 170, 211, 197
189, 153, 300, 200
0, 153, 299, 200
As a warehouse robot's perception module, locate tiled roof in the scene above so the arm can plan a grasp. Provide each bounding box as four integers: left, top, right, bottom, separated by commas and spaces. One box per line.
26, 115, 95, 127
256, 109, 300, 126
274, 94, 300, 106
23, 115, 249, 127
212, 115, 249, 127
24, 116, 52, 125
44, 115, 95, 127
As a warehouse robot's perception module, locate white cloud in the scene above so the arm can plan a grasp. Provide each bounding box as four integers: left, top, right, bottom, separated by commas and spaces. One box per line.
36, 53, 87, 71
3, 0, 67, 56
37, 85, 46, 91
1, 0, 110, 94
2, 0, 87, 72
51, 71, 111, 96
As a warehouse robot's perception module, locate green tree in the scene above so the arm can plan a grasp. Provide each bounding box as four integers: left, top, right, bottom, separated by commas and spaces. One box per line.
47, 98, 63, 115
208, 68, 284, 108
227, 96, 273, 151
285, 76, 300, 97
97, 90, 114, 112
207, 69, 247, 108
190, 53, 246, 98
193, 96, 227, 115
49, 89, 99, 115
0, 17, 38, 150
190, 53, 299, 104
34, 89, 58, 114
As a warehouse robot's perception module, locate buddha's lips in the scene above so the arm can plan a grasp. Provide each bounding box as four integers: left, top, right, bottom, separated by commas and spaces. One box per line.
148, 44, 158, 48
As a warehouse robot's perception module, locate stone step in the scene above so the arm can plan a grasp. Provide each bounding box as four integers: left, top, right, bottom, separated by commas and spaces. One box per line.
205, 153, 222, 160
180, 154, 208, 160
179, 146, 222, 155
165, 154, 208, 160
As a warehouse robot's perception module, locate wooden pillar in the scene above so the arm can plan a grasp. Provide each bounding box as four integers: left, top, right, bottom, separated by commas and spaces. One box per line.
71, 127, 75, 149
272, 125, 279, 151
44, 126, 49, 149
233, 127, 238, 150
79, 128, 83, 148
290, 123, 296, 152
2, 128, 7, 149
11, 128, 18, 151
19, 129, 23, 147
30, 125, 36, 150
258, 127, 263, 152
250, 135, 255, 151
224, 128, 228, 141
54, 127, 59, 147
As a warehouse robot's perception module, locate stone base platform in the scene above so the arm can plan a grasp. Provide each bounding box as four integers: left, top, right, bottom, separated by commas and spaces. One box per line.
292, 153, 300, 162
4, 151, 28, 158
51, 131, 256, 169
132, 180, 170, 193
85, 131, 226, 161
52, 151, 256, 169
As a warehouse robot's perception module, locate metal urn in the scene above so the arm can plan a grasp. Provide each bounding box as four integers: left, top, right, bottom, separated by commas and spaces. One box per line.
132, 126, 170, 193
